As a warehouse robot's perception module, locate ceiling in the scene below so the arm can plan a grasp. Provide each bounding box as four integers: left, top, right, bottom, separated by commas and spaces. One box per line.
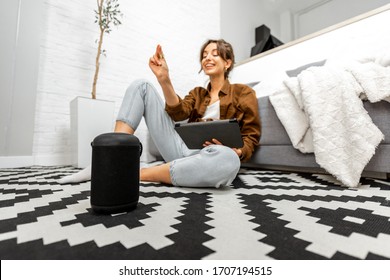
263, 0, 327, 13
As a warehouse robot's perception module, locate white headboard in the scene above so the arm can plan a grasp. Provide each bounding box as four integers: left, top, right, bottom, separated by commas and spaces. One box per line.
231, 4, 390, 90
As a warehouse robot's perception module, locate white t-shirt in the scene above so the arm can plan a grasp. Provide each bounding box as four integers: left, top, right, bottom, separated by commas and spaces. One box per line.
202, 100, 220, 120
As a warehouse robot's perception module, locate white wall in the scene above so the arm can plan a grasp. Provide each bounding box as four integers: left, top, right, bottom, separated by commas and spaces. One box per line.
220, 0, 280, 63
231, 6, 390, 94
296, 0, 390, 38
0, 0, 43, 163
16, 0, 220, 167
221, 0, 390, 63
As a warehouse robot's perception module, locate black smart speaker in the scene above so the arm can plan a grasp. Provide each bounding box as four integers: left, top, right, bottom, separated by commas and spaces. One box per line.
90, 133, 142, 214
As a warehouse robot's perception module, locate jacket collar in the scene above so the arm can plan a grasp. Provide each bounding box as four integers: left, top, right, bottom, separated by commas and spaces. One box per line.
206, 79, 231, 96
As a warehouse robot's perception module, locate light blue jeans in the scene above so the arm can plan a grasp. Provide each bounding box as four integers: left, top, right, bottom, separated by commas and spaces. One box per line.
117, 79, 240, 188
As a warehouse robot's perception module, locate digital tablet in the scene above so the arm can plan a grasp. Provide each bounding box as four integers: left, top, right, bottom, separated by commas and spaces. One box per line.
174, 119, 243, 149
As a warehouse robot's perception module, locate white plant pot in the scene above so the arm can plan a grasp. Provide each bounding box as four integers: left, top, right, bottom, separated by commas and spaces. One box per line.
70, 96, 115, 168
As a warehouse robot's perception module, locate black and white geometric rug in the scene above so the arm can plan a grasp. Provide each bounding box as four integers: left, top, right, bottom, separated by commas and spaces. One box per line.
1, 166, 390, 260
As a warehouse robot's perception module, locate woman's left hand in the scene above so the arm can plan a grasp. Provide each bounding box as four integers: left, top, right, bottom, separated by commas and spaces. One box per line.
203, 138, 222, 147
149, 45, 169, 83
232, 148, 242, 158
203, 139, 242, 158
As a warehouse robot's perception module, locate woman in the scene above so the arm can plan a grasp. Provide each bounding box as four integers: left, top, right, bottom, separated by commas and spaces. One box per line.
60, 39, 260, 187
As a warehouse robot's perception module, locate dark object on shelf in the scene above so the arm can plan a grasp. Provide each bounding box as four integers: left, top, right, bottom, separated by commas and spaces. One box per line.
251, 25, 283, 57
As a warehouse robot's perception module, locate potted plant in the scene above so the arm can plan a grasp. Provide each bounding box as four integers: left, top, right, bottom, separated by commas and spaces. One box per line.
70, 0, 122, 168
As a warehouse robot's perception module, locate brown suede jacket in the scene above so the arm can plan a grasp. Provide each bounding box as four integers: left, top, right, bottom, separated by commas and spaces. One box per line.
165, 80, 261, 162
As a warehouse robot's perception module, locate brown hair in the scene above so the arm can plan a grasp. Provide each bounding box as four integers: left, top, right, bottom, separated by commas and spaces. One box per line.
199, 39, 235, 79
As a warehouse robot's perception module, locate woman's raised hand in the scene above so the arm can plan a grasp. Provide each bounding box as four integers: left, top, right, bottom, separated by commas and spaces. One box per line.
149, 44, 169, 82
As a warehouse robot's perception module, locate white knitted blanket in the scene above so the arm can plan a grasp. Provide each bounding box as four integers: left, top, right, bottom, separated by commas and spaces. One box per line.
269, 57, 390, 187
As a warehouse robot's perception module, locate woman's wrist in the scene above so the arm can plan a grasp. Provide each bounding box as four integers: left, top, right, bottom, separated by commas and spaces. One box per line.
159, 78, 179, 106
157, 74, 171, 85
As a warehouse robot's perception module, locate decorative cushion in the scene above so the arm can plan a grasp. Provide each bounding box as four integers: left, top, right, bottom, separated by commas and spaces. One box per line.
286, 60, 326, 77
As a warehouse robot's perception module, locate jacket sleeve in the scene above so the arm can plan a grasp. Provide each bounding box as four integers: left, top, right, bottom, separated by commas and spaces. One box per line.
238, 89, 261, 162
165, 89, 198, 121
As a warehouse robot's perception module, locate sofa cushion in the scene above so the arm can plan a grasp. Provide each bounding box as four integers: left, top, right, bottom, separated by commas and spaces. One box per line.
286, 60, 326, 77
364, 100, 390, 144
258, 96, 291, 145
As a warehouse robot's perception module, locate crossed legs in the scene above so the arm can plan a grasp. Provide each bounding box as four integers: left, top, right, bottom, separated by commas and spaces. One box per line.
114, 120, 172, 184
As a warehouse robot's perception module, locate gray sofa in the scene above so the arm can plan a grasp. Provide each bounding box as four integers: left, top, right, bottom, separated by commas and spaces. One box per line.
242, 96, 390, 179
146, 96, 389, 179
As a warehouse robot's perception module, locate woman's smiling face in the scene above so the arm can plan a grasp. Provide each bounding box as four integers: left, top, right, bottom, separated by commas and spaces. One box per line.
201, 43, 231, 78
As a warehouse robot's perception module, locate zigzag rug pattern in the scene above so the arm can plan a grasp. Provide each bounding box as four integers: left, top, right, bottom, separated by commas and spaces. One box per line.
1, 166, 390, 260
